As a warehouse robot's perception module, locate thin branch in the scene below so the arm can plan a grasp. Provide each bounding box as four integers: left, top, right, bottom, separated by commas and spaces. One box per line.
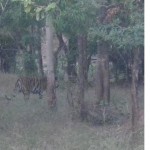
4, 0, 9, 10
1, 0, 9, 12
0, 2, 4, 11
56, 33, 68, 55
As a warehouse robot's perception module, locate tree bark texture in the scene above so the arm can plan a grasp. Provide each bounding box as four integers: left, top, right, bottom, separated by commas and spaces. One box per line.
96, 41, 110, 104
131, 48, 140, 146
45, 16, 57, 108
56, 34, 89, 84
77, 34, 87, 120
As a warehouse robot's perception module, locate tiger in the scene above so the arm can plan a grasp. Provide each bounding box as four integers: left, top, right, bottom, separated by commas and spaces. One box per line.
13, 76, 58, 100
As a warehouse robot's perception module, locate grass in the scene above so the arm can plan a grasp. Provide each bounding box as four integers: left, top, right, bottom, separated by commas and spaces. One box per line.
0, 73, 144, 150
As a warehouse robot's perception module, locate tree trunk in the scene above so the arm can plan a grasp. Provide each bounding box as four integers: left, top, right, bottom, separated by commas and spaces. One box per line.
103, 44, 110, 104
96, 41, 110, 104
114, 65, 119, 83
84, 54, 92, 87
37, 27, 44, 77
82, 36, 88, 88
96, 41, 104, 102
131, 48, 140, 147
56, 34, 78, 82
77, 34, 87, 120
38, 47, 44, 77
67, 36, 77, 82
45, 16, 57, 108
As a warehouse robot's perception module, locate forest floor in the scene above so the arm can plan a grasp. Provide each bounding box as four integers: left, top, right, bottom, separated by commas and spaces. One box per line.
0, 74, 144, 150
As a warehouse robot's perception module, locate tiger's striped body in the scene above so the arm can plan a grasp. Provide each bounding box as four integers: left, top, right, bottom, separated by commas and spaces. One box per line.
14, 76, 58, 100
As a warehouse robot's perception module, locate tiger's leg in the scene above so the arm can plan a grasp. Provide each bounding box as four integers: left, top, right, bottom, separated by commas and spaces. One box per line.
23, 91, 30, 101
39, 92, 43, 99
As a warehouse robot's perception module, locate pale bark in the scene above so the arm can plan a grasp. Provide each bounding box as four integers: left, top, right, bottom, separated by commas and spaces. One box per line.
45, 16, 56, 108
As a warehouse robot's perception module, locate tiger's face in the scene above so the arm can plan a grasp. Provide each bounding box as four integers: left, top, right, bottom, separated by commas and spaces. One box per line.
13, 78, 30, 100
14, 79, 22, 93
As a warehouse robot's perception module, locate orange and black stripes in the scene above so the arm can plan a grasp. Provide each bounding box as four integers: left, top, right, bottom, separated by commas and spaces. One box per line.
14, 76, 58, 100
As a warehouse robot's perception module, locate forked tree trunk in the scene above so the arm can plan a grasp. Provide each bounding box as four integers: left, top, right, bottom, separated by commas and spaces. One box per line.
56, 34, 89, 84
77, 34, 87, 120
45, 16, 56, 108
131, 48, 140, 147
96, 41, 110, 104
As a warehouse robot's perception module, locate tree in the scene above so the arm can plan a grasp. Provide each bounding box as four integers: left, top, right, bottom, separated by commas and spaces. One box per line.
77, 34, 88, 120
91, 3, 124, 104
95, 41, 110, 104
13, 0, 58, 108
52, 0, 97, 119
45, 16, 56, 107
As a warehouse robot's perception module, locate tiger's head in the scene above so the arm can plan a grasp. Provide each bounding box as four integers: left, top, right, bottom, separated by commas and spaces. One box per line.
14, 79, 21, 92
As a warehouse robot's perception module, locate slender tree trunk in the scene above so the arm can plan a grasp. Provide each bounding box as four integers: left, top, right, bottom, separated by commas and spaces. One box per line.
131, 48, 140, 147
38, 47, 44, 77
96, 41, 104, 103
77, 34, 87, 120
96, 41, 110, 104
82, 36, 88, 88
115, 66, 119, 83
67, 36, 77, 82
53, 51, 58, 76
126, 62, 131, 82
45, 16, 56, 108
84, 54, 92, 87
37, 28, 44, 77
103, 44, 110, 104
56, 34, 78, 82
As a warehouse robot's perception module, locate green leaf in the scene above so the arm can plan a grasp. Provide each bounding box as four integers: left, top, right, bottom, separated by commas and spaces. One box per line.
36, 12, 40, 21
24, 5, 32, 13
35, 7, 43, 13
41, 11, 45, 19
45, 2, 56, 12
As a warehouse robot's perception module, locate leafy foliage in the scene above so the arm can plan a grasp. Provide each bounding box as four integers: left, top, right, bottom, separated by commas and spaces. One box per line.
88, 1, 144, 49
0, 0, 144, 80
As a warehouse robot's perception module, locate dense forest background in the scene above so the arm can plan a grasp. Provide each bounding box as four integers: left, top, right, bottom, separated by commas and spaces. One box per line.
0, 0, 144, 150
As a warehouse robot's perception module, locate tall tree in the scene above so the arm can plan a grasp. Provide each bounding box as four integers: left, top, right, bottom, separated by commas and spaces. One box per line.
52, 0, 97, 118
96, 41, 110, 104
77, 34, 87, 120
14, 0, 58, 108
45, 16, 56, 107
94, 3, 123, 104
